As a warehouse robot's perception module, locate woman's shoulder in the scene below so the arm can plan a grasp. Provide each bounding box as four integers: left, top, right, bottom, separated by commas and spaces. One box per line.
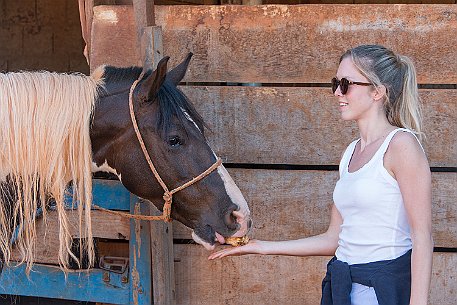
385, 129, 428, 171
389, 129, 423, 155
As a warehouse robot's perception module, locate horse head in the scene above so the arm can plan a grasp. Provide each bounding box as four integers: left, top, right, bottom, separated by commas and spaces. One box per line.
91, 54, 251, 250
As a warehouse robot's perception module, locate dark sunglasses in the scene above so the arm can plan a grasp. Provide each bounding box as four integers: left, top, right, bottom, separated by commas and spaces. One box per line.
331, 77, 372, 95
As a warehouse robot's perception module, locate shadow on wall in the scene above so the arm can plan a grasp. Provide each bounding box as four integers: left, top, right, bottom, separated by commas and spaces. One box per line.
0, 0, 89, 74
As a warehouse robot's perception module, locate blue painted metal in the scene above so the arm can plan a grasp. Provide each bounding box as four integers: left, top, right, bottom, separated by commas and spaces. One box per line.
92, 179, 132, 211
129, 197, 153, 304
0, 264, 129, 304
65, 179, 131, 211
0, 179, 153, 304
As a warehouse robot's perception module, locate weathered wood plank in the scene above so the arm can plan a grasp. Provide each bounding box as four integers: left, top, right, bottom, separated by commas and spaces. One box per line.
91, 5, 138, 70
174, 245, 328, 305
173, 245, 457, 305
149, 202, 176, 305
14, 170, 454, 264
173, 170, 457, 249
91, 5, 457, 84
10, 210, 130, 264
17, 169, 454, 265
184, 87, 456, 167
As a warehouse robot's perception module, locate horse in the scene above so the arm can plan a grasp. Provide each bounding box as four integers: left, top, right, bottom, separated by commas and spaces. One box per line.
0, 53, 251, 272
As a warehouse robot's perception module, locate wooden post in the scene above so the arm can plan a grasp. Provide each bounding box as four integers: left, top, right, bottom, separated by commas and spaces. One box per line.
132, 1, 176, 304
132, 0, 157, 69
130, 198, 153, 305
149, 203, 176, 305
78, 0, 95, 64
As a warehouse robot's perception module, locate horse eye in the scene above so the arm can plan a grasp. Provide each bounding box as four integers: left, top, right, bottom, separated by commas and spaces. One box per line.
168, 136, 182, 147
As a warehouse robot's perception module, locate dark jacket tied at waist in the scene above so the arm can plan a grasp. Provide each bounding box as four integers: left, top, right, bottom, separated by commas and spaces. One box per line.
320, 250, 412, 305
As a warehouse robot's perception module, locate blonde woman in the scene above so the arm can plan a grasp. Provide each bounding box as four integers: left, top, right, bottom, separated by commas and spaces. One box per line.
209, 45, 433, 305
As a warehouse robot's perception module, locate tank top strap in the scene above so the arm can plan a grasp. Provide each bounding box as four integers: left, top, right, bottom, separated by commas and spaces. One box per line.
339, 139, 359, 177
378, 128, 424, 158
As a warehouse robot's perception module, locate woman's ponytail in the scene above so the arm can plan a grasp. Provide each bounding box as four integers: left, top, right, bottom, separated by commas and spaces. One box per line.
390, 55, 424, 141
345, 45, 424, 142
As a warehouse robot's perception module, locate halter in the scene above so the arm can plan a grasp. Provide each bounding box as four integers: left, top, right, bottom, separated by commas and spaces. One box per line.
117, 70, 222, 222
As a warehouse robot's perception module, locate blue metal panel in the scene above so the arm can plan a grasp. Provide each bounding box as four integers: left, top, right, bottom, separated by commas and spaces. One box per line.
92, 179, 131, 211
0, 180, 154, 304
0, 264, 129, 304
65, 179, 131, 211
129, 196, 153, 304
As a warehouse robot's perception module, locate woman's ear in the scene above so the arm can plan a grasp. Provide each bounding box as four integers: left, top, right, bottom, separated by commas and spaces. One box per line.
372, 84, 387, 102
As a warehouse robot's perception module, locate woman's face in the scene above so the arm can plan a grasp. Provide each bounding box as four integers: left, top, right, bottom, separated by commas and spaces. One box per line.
334, 56, 376, 121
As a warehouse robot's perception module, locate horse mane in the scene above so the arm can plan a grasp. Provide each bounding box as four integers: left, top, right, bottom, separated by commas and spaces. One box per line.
0, 70, 101, 272
100, 65, 208, 137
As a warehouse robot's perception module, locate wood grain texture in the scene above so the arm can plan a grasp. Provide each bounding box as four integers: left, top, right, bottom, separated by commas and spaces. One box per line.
173, 170, 457, 248
18, 170, 454, 265
91, 5, 137, 70
91, 5, 457, 84
10, 210, 130, 264
89, 5, 455, 304
183, 86, 457, 167
173, 245, 457, 305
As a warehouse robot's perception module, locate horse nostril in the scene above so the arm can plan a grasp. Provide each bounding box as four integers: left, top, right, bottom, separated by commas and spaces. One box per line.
224, 209, 239, 230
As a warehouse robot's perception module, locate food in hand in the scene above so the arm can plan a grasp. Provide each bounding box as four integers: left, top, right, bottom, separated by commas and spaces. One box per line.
225, 236, 250, 247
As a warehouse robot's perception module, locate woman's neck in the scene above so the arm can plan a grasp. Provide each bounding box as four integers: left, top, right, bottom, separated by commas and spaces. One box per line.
356, 114, 395, 150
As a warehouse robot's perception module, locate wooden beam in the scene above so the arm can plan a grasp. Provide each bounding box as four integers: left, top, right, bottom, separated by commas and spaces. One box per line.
90, 5, 457, 83
131, 1, 175, 302
132, 0, 156, 68
173, 245, 457, 305
182, 87, 457, 167
173, 170, 457, 249
77, 0, 95, 64
149, 202, 176, 305
133, 0, 155, 28
129, 199, 153, 305
141, 25, 163, 70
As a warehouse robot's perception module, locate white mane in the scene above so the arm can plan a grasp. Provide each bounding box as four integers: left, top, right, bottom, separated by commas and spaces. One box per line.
0, 70, 101, 272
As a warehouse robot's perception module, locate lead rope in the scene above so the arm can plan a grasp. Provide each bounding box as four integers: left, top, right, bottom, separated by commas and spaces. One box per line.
93, 71, 222, 222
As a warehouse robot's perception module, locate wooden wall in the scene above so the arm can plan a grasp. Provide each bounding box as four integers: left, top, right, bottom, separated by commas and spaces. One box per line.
89, 3, 456, 305
0, 0, 89, 73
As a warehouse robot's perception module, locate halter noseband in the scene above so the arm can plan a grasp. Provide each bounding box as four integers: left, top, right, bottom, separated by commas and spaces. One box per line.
125, 70, 222, 222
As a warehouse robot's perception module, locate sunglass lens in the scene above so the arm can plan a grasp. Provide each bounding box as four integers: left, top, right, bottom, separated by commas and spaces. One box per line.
340, 78, 348, 94
331, 78, 339, 93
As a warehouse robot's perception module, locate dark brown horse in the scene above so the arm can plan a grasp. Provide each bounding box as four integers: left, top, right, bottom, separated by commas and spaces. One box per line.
0, 54, 251, 272
91, 53, 251, 249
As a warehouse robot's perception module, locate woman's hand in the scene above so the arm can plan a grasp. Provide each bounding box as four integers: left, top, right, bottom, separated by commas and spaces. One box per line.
208, 239, 262, 260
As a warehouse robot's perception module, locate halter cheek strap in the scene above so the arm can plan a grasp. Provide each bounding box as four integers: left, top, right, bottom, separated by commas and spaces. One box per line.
94, 70, 222, 222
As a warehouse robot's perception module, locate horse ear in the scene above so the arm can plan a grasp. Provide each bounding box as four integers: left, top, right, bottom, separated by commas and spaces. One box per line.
137, 56, 170, 102
166, 52, 193, 86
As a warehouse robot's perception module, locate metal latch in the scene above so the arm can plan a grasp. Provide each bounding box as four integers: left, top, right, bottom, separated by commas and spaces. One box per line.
99, 256, 129, 274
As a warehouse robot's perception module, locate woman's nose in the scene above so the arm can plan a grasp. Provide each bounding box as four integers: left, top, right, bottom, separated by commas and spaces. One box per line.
334, 85, 343, 97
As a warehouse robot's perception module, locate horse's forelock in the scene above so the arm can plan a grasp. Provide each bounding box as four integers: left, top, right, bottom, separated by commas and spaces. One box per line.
156, 81, 207, 138
98, 66, 207, 137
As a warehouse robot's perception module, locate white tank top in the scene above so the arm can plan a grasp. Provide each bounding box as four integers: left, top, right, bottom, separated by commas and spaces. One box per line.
333, 128, 419, 265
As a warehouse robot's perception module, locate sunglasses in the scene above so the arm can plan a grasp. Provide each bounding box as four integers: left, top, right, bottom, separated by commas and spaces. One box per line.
331, 77, 372, 95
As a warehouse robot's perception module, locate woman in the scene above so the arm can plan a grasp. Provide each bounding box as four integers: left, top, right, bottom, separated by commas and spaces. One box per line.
208, 45, 433, 305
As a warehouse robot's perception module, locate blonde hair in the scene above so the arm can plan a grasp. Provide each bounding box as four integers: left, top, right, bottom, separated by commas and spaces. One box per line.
341, 45, 424, 141
0, 71, 100, 272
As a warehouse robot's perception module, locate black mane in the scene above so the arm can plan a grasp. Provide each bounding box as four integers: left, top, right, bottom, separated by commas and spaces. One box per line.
103, 66, 142, 89
102, 66, 207, 138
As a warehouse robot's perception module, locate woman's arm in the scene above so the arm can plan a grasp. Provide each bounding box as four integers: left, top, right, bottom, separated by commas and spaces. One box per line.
208, 204, 342, 259
385, 132, 434, 305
